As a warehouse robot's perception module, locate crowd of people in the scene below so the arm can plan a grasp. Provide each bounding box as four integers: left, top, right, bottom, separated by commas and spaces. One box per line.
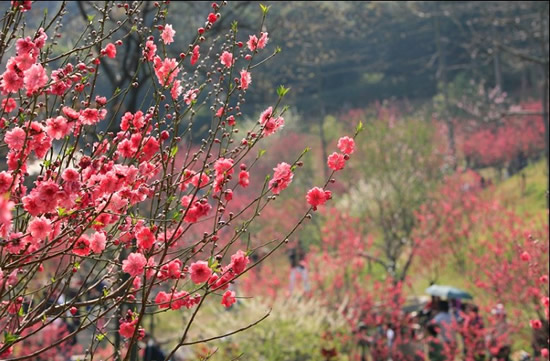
420, 298, 494, 361
356, 295, 549, 361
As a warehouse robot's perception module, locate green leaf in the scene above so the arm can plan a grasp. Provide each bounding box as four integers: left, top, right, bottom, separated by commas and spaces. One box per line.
43, 159, 51, 168
356, 120, 364, 134
259, 4, 271, 15
114, 87, 121, 96
130, 25, 137, 33
103, 288, 109, 297
96, 333, 105, 342
276, 85, 290, 97
275, 46, 282, 54
18, 306, 24, 317
4, 332, 19, 344
43, 8, 48, 16
257, 149, 266, 158
170, 146, 178, 158
57, 207, 67, 217
210, 260, 219, 271
87, 14, 95, 23
231, 21, 238, 32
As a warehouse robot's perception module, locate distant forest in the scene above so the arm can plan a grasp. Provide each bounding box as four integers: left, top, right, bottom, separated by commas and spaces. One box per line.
3, 2, 548, 134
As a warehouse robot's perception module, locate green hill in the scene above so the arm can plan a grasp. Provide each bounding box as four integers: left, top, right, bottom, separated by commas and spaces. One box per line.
492, 159, 548, 216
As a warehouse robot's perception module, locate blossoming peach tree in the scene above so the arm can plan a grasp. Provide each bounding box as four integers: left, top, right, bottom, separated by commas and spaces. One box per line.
0, 1, 361, 360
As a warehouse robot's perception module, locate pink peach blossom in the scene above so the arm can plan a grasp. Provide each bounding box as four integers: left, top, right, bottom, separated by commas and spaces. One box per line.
161, 24, 176, 45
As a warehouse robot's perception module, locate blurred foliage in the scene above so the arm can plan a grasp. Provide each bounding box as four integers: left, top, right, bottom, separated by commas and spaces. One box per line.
9, 1, 546, 138
433, 73, 509, 124
193, 295, 353, 361
345, 115, 444, 279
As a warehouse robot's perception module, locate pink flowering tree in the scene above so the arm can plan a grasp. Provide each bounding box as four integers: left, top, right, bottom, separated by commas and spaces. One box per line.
465, 213, 549, 358
454, 101, 546, 173
0, 1, 361, 360
416, 172, 549, 358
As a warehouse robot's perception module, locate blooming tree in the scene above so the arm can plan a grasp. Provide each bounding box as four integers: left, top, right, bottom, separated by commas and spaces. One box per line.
0, 1, 360, 360
456, 101, 546, 171
416, 171, 549, 359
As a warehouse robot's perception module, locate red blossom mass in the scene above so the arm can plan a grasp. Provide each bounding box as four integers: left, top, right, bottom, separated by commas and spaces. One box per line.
1, 1, 545, 360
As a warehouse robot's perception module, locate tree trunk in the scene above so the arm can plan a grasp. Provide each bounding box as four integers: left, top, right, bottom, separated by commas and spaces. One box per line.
129, 344, 139, 361
521, 68, 528, 100
494, 52, 502, 91
493, 28, 503, 91
319, 111, 330, 180
542, 65, 549, 209
316, 60, 330, 181
540, 5, 549, 208
114, 311, 121, 361
435, 12, 456, 170
115, 250, 131, 361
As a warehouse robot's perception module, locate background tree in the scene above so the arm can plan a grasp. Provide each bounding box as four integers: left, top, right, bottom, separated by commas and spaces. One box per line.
347, 111, 443, 281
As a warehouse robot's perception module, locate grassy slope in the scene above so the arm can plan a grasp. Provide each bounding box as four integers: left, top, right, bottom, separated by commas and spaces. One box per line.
409, 159, 548, 356
491, 159, 548, 215
485, 160, 548, 357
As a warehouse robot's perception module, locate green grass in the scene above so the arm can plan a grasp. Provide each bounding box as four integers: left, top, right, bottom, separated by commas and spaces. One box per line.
492, 159, 548, 216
